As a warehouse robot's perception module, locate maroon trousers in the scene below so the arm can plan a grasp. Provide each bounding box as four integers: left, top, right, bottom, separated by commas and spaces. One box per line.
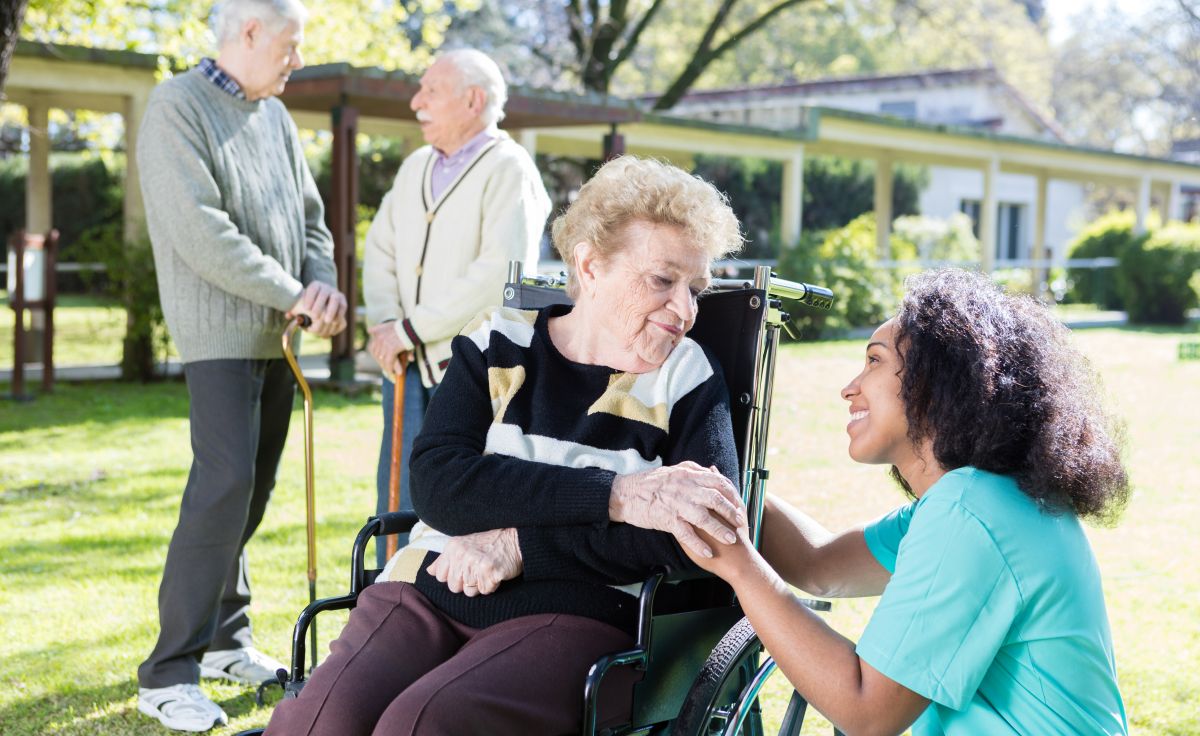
265, 582, 638, 736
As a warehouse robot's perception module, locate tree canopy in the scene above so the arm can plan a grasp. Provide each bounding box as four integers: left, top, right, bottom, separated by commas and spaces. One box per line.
19, 0, 474, 72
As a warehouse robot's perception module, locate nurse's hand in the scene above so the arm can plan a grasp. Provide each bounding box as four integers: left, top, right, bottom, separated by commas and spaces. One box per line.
610, 461, 747, 560
427, 528, 522, 597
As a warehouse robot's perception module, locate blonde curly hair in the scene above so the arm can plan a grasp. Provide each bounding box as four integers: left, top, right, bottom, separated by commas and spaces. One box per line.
551, 156, 744, 298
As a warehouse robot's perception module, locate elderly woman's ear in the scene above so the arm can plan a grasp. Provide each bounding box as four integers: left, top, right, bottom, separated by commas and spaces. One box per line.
572, 241, 600, 297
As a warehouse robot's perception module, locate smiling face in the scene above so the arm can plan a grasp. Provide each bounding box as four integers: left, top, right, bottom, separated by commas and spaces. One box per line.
576, 220, 711, 373
238, 18, 304, 101
410, 59, 486, 154
840, 319, 919, 468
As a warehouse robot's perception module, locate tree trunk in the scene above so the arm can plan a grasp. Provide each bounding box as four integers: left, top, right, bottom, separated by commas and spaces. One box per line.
0, 0, 30, 95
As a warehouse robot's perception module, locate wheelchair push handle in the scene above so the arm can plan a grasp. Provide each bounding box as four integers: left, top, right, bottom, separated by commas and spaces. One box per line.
768, 277, 835, 311
705, 276, 835, 311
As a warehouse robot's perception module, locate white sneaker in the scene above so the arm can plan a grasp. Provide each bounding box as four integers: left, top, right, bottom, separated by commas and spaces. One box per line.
200, 647, 285, 686
137, 684, 228, 732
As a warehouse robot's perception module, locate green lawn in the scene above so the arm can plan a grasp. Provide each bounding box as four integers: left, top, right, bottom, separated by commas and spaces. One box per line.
1, 326, 1197, 735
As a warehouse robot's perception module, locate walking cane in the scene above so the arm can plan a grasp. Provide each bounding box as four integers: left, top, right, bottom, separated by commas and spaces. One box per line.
386, 353, 410, 558
282, 315, 319, 668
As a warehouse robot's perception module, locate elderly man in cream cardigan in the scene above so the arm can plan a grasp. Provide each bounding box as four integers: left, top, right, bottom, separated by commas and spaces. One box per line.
363, 48, 552, 566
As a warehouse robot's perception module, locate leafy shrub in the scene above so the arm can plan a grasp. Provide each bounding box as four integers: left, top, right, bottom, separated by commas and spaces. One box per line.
312, 136, 406, 212
691, 154, 927, 260
1116, 222, 1200, 324
76, 223, 167, 381
0, 153, 124, 265
1066, 211, 1138, 309
891, 213, 979, 263
777, 214, 912, 339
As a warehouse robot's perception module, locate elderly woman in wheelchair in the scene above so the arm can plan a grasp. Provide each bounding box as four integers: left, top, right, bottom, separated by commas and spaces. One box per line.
264, 156, 749, 735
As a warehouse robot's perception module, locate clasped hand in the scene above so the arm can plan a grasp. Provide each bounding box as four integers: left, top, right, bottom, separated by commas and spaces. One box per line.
288, 281, 347, 338
367, 322, 411, 378
426, 528, 523, 597
610, 461, 747, 559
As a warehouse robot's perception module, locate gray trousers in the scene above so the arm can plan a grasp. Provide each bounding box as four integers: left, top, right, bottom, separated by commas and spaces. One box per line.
138, 358, 295, 688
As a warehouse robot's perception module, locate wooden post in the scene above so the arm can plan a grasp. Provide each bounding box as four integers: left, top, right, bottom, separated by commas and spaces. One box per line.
42, 230, 57, 392
329, 103, 360, 382
603, 124, 625, 161
6, 229, 56, 398
10, 231, 27, 400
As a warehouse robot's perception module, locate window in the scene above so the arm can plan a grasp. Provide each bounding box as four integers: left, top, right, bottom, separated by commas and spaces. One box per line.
960, 200, 1026, 262
880, 100, 917, 120
960, 200, 981, 238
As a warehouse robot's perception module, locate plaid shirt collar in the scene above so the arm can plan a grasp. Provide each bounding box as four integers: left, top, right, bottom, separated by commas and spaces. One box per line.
198, 57, 246, 100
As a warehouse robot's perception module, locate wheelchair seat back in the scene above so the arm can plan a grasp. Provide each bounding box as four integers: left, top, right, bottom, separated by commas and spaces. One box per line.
503, 275, 768, 731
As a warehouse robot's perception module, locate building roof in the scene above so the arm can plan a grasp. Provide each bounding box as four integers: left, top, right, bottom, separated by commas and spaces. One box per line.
646, 67, 1067, 143
14, 40, 164, 69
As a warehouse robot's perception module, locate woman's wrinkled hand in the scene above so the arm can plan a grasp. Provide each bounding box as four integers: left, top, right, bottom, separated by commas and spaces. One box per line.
609, 461, 747, 559
426, 528, 523, 597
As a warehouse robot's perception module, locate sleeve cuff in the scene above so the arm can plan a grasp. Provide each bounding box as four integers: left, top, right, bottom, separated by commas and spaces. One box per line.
270, 279, 305, 314
391, 319, 417, 351
517, 527, 568, 581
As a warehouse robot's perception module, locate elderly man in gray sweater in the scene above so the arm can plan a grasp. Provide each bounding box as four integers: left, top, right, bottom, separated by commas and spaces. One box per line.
134, 0, 346, 730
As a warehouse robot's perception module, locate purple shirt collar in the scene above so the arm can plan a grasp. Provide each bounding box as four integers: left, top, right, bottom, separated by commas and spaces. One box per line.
430, 127, 499, 201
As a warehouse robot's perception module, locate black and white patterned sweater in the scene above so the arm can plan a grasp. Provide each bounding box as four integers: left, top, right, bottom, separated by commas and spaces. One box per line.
387, 303, 737, 634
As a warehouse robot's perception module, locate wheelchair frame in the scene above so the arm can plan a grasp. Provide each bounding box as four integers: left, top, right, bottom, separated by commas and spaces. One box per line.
240, 264, 836, 736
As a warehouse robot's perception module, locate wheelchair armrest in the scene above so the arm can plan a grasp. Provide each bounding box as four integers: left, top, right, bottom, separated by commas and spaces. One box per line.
288, 593, 357, 683
372, 510, 420, 536
632, 566, 727, 649
349, 511, 420, 593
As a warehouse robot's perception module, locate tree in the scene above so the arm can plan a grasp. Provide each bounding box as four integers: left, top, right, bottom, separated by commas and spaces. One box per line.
19, 0, 471, 71
1, 0, 29, 95
564, 0, 817, 106
618, 0, 1052, 115
1052, 0, 1200, 156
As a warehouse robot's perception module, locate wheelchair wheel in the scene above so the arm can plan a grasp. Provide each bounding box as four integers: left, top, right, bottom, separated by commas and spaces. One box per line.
668, 616, 766, 736
671, 617, 809, 736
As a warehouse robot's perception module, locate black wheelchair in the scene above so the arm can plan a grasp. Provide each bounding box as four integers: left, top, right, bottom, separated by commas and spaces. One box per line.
238, 264, 838, 736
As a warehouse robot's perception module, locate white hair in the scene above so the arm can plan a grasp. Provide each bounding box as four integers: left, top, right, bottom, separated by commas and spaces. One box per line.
212, 0, 308, 46
437, 49, 508, 126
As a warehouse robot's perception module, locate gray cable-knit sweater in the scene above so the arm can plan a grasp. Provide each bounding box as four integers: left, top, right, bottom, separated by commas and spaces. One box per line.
137, 68, 336, 362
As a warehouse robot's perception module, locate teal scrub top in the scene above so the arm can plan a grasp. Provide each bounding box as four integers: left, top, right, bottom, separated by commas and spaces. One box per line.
857, 467, 1127, 735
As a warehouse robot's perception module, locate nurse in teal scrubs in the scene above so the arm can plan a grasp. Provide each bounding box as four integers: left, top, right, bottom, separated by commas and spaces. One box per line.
688, 268, 1130, 735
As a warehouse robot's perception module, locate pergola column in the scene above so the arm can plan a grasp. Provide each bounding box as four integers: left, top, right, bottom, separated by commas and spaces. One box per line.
123, 93, 147, 241
329, 103, 360, 381
1165, 180, 1181, 222
25, 98, 51, 233
980, 157, 999, 273
24, 99, 52, 343
1134, 175, 1151, 235
518, 130, 537, 158
780, 146, 804, 248
1032, 171, 1049, 301
874, 153, 893, 260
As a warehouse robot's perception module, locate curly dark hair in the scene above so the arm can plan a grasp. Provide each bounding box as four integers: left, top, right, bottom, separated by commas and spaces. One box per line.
890, 268, 1129, 523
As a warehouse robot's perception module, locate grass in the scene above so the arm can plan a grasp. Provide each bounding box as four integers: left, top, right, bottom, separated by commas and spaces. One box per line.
2, 324, 1198, 735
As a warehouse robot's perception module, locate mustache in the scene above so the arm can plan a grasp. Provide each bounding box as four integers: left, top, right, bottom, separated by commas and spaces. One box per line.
415, 110, 432, 123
